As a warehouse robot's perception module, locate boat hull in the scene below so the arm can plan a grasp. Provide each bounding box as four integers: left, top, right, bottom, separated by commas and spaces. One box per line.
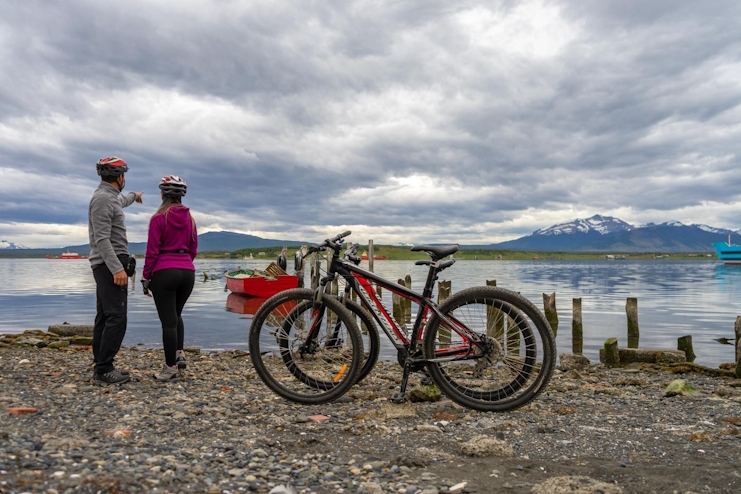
712, 242, 741, 264
225, 274, 299, 297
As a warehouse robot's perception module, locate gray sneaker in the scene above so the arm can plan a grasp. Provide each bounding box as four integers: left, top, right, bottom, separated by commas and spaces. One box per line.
94, 369, 131, 384
175, 355, 187, 370
153, 364, 179, 382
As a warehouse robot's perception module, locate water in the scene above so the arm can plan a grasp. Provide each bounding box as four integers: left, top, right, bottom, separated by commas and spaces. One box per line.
1, 258, 740, 368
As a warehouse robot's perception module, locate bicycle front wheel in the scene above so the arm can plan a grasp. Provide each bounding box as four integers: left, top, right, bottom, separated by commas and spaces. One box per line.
249, 288, 363, 404
423, 286, 556, 412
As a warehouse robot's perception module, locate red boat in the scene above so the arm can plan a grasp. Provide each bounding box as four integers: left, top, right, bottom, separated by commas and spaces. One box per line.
226, 293, 297, 318
361, 252, 387, 260
226, 293, 269, 315
225, 269, 298, 297
47, 251, 88, 259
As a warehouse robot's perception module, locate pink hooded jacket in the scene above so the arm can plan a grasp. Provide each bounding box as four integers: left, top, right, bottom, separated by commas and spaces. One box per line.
142, 205, 198, 279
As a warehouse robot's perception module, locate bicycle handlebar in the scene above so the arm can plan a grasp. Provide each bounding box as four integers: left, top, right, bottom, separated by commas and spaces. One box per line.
307, 231, 353, 255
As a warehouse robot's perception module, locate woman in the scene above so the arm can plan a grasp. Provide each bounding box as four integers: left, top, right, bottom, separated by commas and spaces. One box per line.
142, 175, 198, 382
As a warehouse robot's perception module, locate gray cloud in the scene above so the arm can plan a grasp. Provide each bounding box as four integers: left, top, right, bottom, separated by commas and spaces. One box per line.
1, 0, 740, 247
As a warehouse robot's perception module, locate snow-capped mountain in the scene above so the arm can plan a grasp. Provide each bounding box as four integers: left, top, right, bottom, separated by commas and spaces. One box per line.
0, 239, 30, 249
488, 215, 741, 252
533, 215, 633, 236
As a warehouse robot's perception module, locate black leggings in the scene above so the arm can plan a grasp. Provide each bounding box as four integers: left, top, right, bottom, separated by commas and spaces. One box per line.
150, 269, 195, 366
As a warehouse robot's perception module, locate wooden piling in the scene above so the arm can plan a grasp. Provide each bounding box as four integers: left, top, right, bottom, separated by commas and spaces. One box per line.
486, 280, 503, 338
297, 245, 307, 288
310, 255, 321, 290
392, 279, 404, 323
403, 275, 412, 323
437, 280, 451, 304
677, 335, 696, 363
603, 337, 620, 365
735, 316, 741, 379
543, 292, 558, 336
626, 297, 639, 348
437, 280, 452, 345
572, 298, 583, 355
368, 239, 381, 298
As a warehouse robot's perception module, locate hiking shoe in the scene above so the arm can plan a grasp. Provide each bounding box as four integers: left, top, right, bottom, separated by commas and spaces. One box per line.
153, 364, 179, 382
92, 363, 130, 375
94, 369, 131, 385
175, 354, 187, 370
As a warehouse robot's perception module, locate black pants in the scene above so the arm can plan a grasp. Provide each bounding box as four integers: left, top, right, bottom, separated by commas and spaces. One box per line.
150, 269, 195, 367
92, 264, 128, 374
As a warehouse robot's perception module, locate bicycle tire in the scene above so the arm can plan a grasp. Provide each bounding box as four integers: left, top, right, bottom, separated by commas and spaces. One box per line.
249, 288, 363, 404
423, 286, 556, 412
285, 296, 380, 384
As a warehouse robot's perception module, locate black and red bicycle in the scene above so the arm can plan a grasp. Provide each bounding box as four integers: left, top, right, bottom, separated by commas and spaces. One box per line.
248, 231, 556, 411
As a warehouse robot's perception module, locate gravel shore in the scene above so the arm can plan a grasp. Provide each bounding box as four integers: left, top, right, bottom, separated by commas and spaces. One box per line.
1, 340, 741, 494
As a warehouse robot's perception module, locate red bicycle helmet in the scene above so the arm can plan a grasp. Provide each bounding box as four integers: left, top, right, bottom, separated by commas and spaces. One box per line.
159, 175, 187, 197
96, 156, 128, 178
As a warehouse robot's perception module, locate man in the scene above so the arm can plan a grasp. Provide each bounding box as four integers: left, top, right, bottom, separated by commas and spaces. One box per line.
88, 156, 144, 384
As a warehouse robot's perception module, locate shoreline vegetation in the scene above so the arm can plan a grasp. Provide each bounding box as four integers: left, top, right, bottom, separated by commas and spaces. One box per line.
0, 245, 720, 261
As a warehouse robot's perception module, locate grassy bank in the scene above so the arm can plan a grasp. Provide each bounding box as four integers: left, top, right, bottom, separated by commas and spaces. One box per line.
201, 244, 718, 261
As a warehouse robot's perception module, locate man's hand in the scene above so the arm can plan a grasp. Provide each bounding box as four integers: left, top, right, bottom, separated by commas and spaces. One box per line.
135, 191, 144, 204
113, 269, 129, 286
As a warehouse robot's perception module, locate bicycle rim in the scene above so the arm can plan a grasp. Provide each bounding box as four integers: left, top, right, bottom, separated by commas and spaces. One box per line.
423, 286, 556, 412
249, 288, 362, 404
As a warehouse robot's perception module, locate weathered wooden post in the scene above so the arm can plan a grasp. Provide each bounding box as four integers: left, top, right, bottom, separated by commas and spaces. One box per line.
735, 316, 741, 379
486, 280, 503, 338
626, 297, 639, 348
437, 280, 451, 304
677, 335, 696, 363
572, 298, 583, 355
311, 254, 321, 290
392, 279, 404, 323
368, 239, 381, 298
438, 280, 452, 345
403, 274, 412, 323
543, 292, 558, 336
603, 337, 620, 365
296, 245, 307, 288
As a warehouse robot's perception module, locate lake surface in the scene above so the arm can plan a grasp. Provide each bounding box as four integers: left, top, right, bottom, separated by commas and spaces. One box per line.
1, 258, 740, 368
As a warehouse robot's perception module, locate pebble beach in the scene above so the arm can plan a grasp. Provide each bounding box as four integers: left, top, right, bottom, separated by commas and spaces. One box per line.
1, 331, 741, 494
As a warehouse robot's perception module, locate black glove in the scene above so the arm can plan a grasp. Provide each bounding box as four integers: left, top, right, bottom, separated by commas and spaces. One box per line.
141, 278, 150, 295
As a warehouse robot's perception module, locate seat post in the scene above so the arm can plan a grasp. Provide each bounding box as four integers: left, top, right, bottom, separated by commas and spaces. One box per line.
421, 264, 438, 300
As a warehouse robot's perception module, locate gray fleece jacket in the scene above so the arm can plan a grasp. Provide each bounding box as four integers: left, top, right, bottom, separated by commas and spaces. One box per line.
88, 181, 137, 273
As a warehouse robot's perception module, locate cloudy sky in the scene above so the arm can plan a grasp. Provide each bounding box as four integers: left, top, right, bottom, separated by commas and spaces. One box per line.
1, 0, 740, 248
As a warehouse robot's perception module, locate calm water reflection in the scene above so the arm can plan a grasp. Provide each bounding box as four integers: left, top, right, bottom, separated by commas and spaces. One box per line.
1, 258, 739, 368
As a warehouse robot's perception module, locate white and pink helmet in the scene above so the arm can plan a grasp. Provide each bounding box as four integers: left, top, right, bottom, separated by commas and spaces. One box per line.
159, 175, 187, 197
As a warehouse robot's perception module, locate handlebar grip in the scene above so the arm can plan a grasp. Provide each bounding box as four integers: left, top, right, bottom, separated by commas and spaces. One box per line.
415, 260, 432, 266
332, 230, 352, 242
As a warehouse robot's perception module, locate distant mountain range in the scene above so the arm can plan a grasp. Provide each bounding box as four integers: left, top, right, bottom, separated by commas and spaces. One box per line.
0, 239, 30, 250
2, 217, 738, 256
0, 231, 305, 257
485, 215, 739, 252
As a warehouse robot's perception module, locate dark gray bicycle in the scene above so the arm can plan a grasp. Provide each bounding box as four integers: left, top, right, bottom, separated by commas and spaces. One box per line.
248, 231, 556, 411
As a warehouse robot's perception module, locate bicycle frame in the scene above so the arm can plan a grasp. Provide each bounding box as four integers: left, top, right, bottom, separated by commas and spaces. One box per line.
320, 250, 487, 365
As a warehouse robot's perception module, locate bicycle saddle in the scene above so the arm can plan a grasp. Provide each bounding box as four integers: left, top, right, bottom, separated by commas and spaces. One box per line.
410, 244, 459, 261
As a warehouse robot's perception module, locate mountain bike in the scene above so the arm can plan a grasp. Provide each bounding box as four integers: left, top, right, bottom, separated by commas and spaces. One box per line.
249, 231, 556, 411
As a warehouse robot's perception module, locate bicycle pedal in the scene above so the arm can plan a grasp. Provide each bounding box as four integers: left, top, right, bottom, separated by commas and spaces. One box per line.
389, 392, 409, 404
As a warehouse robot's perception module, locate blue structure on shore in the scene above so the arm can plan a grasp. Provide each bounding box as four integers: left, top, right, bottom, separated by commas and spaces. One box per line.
713, 236, 741, 264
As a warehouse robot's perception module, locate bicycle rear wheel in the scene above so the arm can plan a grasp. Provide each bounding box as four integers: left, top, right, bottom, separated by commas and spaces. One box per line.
423, 286, 556, 412
249, 288, 363, 404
